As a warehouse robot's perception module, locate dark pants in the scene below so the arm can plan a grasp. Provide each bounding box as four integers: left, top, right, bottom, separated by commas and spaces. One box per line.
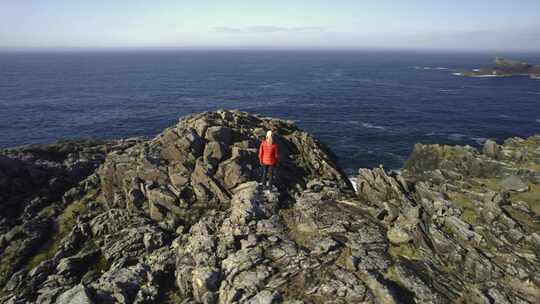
261, 165, 275, 186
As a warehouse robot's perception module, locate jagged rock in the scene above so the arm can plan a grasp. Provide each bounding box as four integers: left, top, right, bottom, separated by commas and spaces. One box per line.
230, 182, 278, 225
311, 237, 340, 255
54, 284, 93, 304
192, 267, 221, 303
90, 209, 168, 262
90, 263, 150, 303
394, 259, 447, 303
356, 167, 409, 203
205, 126, 233, 144
203, 142, 228, 167
247, 290, 282, 304
97, 110, 352, 229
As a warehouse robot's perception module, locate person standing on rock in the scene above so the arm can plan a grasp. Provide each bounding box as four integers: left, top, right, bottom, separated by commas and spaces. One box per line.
258, 130, 279, 189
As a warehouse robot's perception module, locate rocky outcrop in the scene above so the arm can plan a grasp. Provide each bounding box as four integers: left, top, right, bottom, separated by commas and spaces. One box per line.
97, 110, 352, 231
462, 57, 540, 78
0, 139, 143, 289
1, 111, 539, 304
356, 135, 540, 303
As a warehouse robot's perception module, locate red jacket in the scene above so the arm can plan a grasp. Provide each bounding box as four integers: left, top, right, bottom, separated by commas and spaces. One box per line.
258, 140, 279, 166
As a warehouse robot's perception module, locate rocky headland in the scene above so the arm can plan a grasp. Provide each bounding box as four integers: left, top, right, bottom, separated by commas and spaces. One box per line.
462, 57, 540, 79
0, 110, 539, 304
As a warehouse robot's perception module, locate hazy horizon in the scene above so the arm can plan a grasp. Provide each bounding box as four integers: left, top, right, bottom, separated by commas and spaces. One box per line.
2, 46, 540, 54
1, 1, 540, 51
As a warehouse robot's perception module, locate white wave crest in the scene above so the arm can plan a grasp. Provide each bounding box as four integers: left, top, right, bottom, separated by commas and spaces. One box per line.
471, 75, 500, 78
448, 133, 466, 141
361, 122, 387, 131
472, 137, 488, 145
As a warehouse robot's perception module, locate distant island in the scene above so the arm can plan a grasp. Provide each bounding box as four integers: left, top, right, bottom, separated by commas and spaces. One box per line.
461, 57, 540, 79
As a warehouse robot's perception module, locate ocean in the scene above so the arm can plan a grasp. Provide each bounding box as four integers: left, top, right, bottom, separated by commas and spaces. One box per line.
1, 50, 539, 174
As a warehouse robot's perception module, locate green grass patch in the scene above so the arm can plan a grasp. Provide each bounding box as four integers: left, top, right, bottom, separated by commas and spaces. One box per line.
26, 238, 60, 271
160, 291, 185, 304
527, 162, 540, 172
384, 265, 401, 284
389, 244, 421, 260
470, 178, 501, 192
26, 190, 94, 272
0, 245, 22, 287
95, 254, 110, 274
471, 177, 540, 215
447, 191, 479, 224
57, 199, 89, 236
505, 136, 540, 150
510, 182, 540, 215
279, 208, 318, 248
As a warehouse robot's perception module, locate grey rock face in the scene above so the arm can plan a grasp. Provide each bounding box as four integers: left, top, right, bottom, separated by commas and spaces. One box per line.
54, 284, 93, 304
97, 110, 352, 229
499, 175, 529, 192
355, 135, 540, 304
0, 139, 141, 290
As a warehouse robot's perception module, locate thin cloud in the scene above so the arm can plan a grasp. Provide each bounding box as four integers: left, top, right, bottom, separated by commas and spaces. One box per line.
215, 26, 325, 34
398, 27, 540, 49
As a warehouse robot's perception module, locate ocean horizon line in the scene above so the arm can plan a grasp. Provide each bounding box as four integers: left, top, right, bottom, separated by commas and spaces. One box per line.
1, 46, 540, 54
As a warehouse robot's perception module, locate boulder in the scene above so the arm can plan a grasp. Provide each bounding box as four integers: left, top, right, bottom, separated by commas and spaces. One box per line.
499, 175, 529, 192
205, 126, 233, 144
54, 284, 93, 304
483, 139, 500, 159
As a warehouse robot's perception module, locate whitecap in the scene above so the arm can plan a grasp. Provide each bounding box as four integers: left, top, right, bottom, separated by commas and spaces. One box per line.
471, 75, 500, 78
439, 89, 457, 93
448, 133, 466, 141
452, 72, 463, 76
472, 137, 488, 145
260, 82, 284, 88
361, 122, 387, 131
416, 66, 448, 71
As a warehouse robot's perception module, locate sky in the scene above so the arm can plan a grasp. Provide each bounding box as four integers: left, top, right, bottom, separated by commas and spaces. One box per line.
1, 0, 540, 50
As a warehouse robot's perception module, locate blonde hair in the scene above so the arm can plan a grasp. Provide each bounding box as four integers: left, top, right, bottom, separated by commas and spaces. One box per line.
266, 130, 273, 145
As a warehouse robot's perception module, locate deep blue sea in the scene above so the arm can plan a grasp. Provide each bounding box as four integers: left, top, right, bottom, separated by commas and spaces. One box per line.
1, 50, 539, 174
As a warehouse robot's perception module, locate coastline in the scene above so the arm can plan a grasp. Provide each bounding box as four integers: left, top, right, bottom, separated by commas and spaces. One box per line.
1, 110, 539, 303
